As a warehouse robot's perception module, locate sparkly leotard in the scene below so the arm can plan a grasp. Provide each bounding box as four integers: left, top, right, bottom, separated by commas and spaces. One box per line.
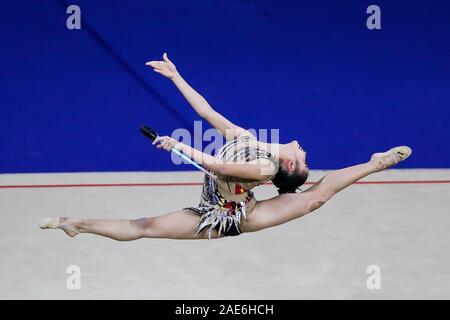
185, 131, 278, 239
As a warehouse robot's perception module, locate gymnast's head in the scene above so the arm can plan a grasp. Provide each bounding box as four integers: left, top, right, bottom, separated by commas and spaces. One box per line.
271, 140, 309, 194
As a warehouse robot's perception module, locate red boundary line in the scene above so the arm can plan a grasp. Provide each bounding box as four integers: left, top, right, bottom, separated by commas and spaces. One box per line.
1, 180, 450, 189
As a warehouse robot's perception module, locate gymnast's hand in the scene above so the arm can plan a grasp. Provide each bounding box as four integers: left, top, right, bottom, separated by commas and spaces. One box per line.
152, 135, 179, 151
145, 53, 178, 79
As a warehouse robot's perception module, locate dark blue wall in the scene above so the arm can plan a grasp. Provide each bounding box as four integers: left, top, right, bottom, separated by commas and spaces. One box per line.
1, 0, 449, 173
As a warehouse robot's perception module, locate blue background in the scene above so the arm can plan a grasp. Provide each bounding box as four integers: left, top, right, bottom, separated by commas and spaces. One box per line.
1, 0, 449, 173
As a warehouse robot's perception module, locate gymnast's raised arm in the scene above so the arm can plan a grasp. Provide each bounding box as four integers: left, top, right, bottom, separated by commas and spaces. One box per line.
146, 53, 246, 140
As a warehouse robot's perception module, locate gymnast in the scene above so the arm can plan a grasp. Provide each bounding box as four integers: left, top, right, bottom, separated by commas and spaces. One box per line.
40, 53, 412, 240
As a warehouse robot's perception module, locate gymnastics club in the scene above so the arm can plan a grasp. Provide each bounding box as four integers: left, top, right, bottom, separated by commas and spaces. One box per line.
140, 126, 217, 179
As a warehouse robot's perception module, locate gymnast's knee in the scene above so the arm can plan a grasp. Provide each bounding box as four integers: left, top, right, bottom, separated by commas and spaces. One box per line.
307, 190, 333, 212
132, 217, 155, 236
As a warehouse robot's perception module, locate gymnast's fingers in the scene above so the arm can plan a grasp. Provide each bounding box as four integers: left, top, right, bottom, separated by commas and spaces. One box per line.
152, 137, 159, 145
145, 61, 158, 67
163, 52, 172, 63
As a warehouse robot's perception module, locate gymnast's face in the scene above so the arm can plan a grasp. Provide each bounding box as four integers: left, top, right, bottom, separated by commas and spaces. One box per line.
292, 140, 309, 175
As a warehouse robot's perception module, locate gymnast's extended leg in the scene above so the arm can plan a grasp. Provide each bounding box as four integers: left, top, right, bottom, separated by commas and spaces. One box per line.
40, 209, 220, 240
241, 147, 411, 232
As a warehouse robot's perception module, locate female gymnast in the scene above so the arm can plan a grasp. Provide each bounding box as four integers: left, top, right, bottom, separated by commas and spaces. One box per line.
40, 53, 412, 240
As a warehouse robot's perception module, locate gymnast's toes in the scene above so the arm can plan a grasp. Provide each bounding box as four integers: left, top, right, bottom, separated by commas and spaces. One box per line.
40, 217, 60, 229
370, 146, 412, 170
40, 217, 79, 238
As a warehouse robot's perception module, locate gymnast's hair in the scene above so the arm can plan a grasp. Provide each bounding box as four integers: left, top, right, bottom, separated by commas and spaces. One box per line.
271, 162, 308, 194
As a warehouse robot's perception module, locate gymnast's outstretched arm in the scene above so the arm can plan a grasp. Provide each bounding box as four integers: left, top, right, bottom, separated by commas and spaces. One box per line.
152, 135, 276, 181
146, 53, 246, 140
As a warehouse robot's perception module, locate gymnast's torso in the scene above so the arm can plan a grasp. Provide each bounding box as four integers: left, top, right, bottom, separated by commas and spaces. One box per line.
185, 131, 278, 238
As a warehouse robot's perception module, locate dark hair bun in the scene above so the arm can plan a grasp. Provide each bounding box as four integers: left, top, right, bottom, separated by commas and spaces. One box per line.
272, 165, 308, 195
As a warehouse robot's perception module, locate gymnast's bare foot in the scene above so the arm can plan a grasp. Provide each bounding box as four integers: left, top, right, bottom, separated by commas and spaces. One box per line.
370, 146, 412, 171
40, 217, 79, 238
